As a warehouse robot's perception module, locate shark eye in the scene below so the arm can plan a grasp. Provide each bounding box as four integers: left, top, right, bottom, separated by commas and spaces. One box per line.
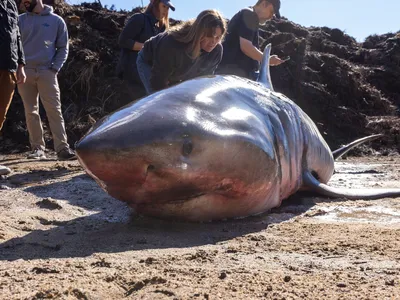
182, 140, 193, 156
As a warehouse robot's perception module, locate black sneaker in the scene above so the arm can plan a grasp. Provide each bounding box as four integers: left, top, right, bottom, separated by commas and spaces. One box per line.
57, 148, 77, 160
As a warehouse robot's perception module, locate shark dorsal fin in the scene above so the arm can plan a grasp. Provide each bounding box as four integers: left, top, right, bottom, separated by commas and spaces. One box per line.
257, 43, 274, 91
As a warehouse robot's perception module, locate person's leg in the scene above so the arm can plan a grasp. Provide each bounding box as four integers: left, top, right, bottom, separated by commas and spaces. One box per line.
0, 70, 16, 131
17, 68, 47, 159
136, 51, 154, 95
0, 70, 16, 175
37, 69, 75, 160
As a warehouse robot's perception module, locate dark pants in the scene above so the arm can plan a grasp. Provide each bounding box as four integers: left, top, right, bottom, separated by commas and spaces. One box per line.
0, 70, 16, 131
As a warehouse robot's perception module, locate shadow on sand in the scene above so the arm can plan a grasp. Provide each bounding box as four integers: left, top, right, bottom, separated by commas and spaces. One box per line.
0, 173, 317, 261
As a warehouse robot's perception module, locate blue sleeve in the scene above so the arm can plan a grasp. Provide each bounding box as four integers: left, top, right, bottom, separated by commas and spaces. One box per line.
52, 17, 69, 71
118, 13, 145, 50
150, 36, 178, 91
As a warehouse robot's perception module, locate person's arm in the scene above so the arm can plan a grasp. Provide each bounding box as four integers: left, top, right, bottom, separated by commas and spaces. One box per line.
16, 11, 26, 83
240, 38, 284, 66
118, 14, 145, 51
16, 26, 25, 66
237, 10, 261, 61
239, 37, 263, 62
238, 10, 284, 67
150, 46, 177, 91
51, 18, 69, 73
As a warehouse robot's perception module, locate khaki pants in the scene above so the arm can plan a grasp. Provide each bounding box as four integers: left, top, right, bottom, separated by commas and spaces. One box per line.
18, 68, 69, 153
0, 70, 16, 131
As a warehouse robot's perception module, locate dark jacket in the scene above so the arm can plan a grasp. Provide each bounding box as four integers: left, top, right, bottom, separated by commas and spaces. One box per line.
0, 0, 25, 72
116, 12, 165, 85
141, 32, 223, 92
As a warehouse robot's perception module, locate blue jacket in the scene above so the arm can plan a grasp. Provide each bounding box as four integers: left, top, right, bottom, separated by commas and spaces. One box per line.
116, 11, 166, 84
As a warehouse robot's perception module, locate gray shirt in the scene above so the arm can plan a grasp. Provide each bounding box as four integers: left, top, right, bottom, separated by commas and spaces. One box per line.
18, 5, 68, 72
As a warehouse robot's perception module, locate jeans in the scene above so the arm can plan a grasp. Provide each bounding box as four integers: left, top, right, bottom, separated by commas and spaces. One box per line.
136, 50, 153, 95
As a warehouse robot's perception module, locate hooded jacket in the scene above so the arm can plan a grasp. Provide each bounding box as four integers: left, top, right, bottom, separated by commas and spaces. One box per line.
0, 0, 25, 72
18, 4, 68, 72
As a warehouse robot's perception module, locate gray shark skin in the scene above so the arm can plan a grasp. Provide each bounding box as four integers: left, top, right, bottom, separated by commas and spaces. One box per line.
76, 44, 400, 222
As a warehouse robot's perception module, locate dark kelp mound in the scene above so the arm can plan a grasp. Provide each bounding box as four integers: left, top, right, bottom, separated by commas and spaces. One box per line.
1, 1, 399, 155
262, 23, 400, 155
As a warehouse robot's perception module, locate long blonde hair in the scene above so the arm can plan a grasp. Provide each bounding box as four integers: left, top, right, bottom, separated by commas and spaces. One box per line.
144, 0, 169, 30
168, 9, 226, 59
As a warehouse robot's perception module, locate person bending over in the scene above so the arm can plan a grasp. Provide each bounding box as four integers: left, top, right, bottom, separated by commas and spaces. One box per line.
137, 9, 226, 94
116, 0, 175, 93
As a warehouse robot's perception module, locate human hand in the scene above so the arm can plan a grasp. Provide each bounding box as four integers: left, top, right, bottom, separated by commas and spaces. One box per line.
269, 55, 288, 66
16, 64, 26, 84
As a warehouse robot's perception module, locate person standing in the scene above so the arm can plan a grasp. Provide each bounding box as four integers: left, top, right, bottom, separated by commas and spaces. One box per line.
136, 9, 226, 94
18, 0, 76, 160
216, 0, 286, 80
116, 0, 175, 93
0, 0, 27, 175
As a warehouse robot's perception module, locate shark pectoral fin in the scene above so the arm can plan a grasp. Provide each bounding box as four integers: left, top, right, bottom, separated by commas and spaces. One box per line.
302, 170, 400, 200
332, 134, 384, 160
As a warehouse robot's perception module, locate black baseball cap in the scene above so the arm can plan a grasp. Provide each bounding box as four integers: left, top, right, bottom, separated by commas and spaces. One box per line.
269, 0, 281, 19
161, 0, 176, 11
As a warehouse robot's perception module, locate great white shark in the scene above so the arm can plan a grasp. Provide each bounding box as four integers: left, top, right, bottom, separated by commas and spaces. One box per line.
75, 44, 400, 222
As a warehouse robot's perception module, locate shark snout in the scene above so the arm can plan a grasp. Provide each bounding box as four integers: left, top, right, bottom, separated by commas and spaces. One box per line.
76, 135, 153, 186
